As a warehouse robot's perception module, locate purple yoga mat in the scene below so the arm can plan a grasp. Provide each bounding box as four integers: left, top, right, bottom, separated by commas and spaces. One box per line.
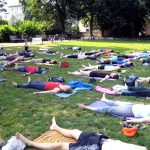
88, 101, 139, 120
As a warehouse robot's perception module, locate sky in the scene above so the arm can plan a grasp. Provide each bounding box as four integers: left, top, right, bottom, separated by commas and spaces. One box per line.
5, 0, 19, 6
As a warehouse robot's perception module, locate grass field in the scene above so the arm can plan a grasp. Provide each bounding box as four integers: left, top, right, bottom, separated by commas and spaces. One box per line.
1, 39, 150, 149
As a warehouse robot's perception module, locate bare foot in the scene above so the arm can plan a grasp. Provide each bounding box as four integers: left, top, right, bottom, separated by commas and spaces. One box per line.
101, 93, 107, 101
12, 81, 17, 86
15, 132, 31, 146
78, 103, 86, 109
49, 117, 58, 130
28, 77, 31, 83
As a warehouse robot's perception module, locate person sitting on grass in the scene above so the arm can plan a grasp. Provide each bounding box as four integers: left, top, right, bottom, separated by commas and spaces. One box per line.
15, 117, 147, 150
68, 70, 120, 82
12, 77, 72, 94
78, 94, 150, 124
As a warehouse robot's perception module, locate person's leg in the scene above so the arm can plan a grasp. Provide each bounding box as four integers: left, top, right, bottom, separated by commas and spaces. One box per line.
68, 70, 90, 76
96, 104, 134, 117
50, 117, 82, 140
16, 132, 69, 150
13, 81, 45, 90
78, 100, 134, 117
101, 94, 134, 106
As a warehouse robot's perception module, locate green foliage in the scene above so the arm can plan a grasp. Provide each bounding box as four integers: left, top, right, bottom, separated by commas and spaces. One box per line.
96, 0, 149, 37
0, 25, 16, 42
0, 18, 8, 25
14, 20, 44, 38
0, 0, 7, 12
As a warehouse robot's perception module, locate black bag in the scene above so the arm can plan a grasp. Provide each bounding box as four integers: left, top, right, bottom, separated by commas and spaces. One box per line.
48, 76, 65, 83
125, 75, 139, 87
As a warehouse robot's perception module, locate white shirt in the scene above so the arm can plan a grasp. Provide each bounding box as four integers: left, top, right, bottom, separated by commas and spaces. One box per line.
132, 104, 150, 118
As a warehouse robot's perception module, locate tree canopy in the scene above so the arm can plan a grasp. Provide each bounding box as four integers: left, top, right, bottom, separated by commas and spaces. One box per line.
20, 0, 150, 37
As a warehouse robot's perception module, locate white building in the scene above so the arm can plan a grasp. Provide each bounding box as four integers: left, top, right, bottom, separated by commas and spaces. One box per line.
0, 4, 24, 21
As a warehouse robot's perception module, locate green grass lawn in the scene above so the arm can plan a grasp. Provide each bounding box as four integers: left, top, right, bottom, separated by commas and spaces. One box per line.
1, 39, 150, 149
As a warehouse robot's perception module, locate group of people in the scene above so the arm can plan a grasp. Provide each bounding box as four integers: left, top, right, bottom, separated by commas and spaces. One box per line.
1, 43, 150, 150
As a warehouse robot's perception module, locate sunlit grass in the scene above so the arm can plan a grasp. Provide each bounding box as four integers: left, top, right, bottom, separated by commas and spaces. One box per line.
1, 39, 150, 149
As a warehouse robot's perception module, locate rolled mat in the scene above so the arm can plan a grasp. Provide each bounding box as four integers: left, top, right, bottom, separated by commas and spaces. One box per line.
34, 131, 77, 143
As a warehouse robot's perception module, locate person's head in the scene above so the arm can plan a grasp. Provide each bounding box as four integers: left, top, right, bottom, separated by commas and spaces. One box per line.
37, 67, 43, 74
51, 60, 58, 64
62, 85, 73, 94
110, 73, 119, 79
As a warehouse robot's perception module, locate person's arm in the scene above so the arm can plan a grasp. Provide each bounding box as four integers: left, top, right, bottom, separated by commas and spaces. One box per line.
33, 88, 60, 94
100, 75, 110, 83
24, 72, 32, 76
126, 116, 150, 123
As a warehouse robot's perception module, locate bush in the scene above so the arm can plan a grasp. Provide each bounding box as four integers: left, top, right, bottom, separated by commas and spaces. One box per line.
14, 20, 44, 38
0, 25, 16, 42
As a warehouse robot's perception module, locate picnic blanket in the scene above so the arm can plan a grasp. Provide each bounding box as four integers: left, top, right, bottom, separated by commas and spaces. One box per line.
55, 80, 94, 98
88, 101, 141, 120
34, 130, 77, 143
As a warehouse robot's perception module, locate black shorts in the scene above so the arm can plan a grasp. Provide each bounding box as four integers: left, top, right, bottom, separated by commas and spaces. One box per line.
98, 65, 105, 70
69, 132, 108, 150
89, 71, 106, 78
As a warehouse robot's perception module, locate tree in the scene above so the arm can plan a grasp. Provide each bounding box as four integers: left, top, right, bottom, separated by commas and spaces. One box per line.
20, 0, 81, 33
0, 0, 7, 12
96, 0, 149, 37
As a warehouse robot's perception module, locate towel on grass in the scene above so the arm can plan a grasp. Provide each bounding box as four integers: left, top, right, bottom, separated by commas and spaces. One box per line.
55, 80, 94, 98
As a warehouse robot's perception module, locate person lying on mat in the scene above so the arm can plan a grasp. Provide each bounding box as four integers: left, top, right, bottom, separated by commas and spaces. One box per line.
140, 57, 150, 64
136, 77, 150, 84
78, 94, 150, 123
39, 49, 61, 55
62, 52, 102, 60
24, 58, 58, 64
68, 70, 120, 82
82, 64, 121, 72
15, 117, 147, 150
98, 59, 134, 68
12, 77, 72, 94
95, 85, 150, 98
12, 65, 48, 76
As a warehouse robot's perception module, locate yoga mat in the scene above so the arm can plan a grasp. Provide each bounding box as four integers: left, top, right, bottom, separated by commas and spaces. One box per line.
37, 51, 56, 55
88, 101, 142, 120
55, 89, 77, 98
0, 77, 6, 82
17, 69, 49, 75
34, 131, 77, 143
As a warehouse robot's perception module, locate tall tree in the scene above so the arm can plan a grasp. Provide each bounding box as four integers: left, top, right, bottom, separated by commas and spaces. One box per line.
0, 0, 7, 12
20, 0, 81, 33
96, 0, 149, 37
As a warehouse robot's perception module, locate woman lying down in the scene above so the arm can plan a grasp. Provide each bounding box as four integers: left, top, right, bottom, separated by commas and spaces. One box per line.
5, 117, 147, 150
